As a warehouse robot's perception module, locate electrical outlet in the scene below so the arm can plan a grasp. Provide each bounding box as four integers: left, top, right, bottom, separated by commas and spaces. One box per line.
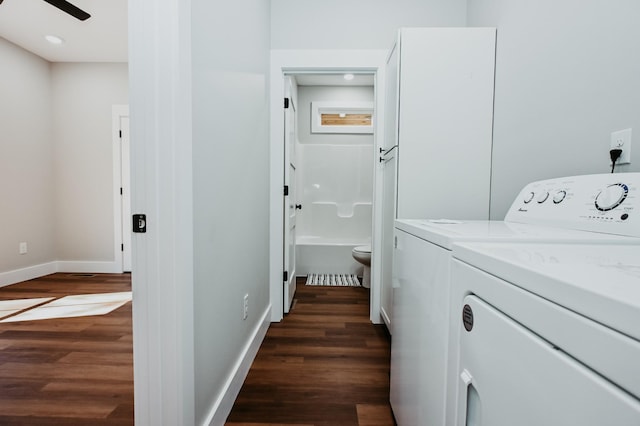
243, 294, 249, 320
611, 128, 632, 165
19, 242, 27, 255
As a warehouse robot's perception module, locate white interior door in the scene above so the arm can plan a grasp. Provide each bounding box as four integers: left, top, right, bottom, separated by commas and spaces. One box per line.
283, 84, 297, 313
380, 40, 400, 329
120, 116, 132, 272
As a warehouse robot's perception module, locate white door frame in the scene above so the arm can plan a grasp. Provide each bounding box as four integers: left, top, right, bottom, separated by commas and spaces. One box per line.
129, 0, 194, 424
112, 105, 130, 273
269, 49, 388, 323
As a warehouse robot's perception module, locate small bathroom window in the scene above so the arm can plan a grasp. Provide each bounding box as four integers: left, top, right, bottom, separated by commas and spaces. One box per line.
311, 101, 374, 134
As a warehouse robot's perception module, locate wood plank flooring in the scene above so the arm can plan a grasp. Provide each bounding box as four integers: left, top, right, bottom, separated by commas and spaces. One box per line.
226, 279, 396, 426
0, 273, 133, 425
0, 274, 395, 425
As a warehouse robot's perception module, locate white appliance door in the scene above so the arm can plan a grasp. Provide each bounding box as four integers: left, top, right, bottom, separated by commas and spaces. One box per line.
391, 229, 450, 426
283, 91, 297, 314
457, 295, 640, 426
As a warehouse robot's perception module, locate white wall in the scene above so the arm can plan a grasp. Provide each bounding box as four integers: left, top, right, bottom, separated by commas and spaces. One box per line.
468, 0, 640, 218
51, 63, 128, 261
271, 0, 467, 49
296, 85, 374, 240
191, 0, 271, 424
0, 38, 55, 272
0, 38, 128, 278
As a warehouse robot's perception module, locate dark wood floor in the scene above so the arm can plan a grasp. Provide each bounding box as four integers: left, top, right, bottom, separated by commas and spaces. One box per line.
0, 275, 395, 425
226, 279, 396, 426
0, 273, 133, 425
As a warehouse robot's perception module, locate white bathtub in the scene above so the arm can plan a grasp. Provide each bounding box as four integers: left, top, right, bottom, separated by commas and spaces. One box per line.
295, 201, 371, 277
295, 236, 370, 277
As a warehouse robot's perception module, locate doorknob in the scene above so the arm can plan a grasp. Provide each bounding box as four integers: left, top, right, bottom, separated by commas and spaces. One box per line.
295, 204, 302, 210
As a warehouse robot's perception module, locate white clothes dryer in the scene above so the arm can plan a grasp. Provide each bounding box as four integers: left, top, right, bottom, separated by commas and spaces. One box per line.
449, 242, 640, 425
390, 173, 640, 426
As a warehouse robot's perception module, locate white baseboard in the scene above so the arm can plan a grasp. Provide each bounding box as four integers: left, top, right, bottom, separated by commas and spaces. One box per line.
56, 261, 121, 274
380, 306, 392, 334
0, 262, 58, 288
0, 260, 123, 288
204, 304, 271, 426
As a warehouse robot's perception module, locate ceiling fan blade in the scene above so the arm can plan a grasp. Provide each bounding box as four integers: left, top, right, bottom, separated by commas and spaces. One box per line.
42, 0, 91, 21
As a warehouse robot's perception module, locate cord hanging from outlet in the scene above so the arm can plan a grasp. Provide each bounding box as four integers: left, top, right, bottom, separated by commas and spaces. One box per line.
610, 148, 623, 173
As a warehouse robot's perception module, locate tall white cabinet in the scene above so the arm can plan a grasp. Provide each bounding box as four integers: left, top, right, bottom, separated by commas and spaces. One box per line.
379, 27, 497, 332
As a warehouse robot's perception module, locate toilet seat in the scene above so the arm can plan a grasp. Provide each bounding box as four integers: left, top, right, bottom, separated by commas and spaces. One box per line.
353, 245, 371, 254
352, 245, 372, 288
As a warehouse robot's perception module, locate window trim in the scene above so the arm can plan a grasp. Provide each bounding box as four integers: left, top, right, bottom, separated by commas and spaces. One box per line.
311, 101, 374, 134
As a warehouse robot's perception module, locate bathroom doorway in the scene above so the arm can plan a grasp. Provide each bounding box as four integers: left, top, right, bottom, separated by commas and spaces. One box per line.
285, 72, 375, 296
269, 49, 388, 323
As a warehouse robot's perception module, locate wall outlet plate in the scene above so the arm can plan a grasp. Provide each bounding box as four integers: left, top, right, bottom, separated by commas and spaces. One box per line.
19, 242, 27, 255
611, 128, 632, 165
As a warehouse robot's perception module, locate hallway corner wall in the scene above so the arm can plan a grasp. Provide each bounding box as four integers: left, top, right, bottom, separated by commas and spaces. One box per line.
191, 0, 272, 424
51, 62, 129, 263
0, 38, 55, 274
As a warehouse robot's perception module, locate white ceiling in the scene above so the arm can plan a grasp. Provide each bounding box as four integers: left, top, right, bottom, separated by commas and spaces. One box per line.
0, 0, 127, 62
0, 2, 376, 79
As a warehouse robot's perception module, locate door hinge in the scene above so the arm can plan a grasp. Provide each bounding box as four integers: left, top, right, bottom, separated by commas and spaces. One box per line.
120, 187, 123, 195
121, 244, 124, 252
284, 185, 289, 196
284, 98, 290, 109
283, 271, 289, 282
119, 130, 122, 138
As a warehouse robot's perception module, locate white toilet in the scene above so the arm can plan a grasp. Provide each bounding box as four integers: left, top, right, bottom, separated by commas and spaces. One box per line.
351, 245, 371, 288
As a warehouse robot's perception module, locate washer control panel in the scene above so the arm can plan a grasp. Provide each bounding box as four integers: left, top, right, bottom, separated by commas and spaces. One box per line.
505, 173, 640, 237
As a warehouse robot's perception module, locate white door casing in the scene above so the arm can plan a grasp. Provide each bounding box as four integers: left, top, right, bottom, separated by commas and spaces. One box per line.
121, 116, 132, 272
269, 50, 387, 323
129, 0, 195, 423
112, 105, 131, 273
380, 148, 397, 328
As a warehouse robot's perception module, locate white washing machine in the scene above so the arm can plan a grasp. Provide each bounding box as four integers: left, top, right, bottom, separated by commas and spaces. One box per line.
390, 173, 640, 426
450, 242, 640, 425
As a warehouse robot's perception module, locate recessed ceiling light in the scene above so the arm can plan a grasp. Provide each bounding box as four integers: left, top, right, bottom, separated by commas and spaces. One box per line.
44, 35, 64, 45
343, 73, 355, 81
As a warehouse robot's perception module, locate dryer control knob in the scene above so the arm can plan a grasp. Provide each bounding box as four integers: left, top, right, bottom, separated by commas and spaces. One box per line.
595, 183, 628, 211
553, 190, 567, 204
536, 191, 549, 203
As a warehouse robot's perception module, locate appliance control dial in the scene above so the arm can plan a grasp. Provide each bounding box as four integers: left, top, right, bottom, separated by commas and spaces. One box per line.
552, 190, 567, 204
523, 191, 535, 204
536, 191, 549, 203
595, 183, 629, 211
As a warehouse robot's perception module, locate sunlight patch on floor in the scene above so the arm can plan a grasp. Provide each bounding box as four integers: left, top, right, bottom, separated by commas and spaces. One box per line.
0, 298, 55, 320
0, 292, 132, 323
